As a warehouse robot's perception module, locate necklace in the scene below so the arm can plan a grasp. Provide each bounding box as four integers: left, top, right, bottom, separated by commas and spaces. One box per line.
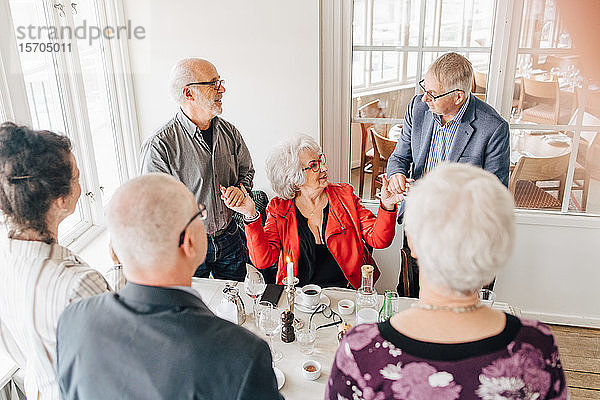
297, 194, 327, 216
411, 301, 483, 313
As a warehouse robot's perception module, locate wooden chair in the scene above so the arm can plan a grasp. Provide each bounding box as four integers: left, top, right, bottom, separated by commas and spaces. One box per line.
369, 127, 398, 199
509, 153, 571, 209
473, 70, 487, 101
571, 133, 600, 211
356, 100, 386, 197
519, 77, 561, 125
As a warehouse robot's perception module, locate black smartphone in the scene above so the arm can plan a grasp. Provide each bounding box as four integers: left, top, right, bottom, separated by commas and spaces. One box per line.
260, 284, 285, 306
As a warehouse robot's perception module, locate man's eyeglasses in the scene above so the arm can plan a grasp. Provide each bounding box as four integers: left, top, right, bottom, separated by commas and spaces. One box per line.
178, 203, 208, 247
302, 153, 327, 172
419, 79, 463, 100
185, 79, 224, 91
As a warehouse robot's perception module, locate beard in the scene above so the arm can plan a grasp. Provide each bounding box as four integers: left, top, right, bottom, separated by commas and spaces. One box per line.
196, 92, 222, 116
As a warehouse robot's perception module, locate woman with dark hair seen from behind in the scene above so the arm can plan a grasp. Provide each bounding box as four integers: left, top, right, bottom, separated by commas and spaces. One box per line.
0, 122, 110, 400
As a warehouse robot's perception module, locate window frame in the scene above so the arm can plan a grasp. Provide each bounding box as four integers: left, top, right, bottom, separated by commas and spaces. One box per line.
0, 0, 141, 247
321, 0, 600, 222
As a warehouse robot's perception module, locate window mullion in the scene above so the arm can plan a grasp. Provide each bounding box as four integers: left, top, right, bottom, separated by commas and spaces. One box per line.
414, 0, 427, 97
487, 0, 523, 118
99, 0, 142, 180
561, 86, 586, 212
42, 2, 104, 226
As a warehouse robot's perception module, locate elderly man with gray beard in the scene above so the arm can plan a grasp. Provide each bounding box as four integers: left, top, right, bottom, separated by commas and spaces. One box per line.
140, 58, 254, 281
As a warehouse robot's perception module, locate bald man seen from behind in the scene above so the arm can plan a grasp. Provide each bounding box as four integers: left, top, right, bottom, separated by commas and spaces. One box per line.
55, 174, 283, 400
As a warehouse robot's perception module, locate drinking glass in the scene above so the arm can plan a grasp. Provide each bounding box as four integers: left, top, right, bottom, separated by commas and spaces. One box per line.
297, 323, 316, 355
259, 305, 282, 362
244, 270, 266, 323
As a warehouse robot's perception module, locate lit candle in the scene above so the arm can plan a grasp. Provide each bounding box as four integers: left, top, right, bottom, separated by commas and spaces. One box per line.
286, 256, 293, 284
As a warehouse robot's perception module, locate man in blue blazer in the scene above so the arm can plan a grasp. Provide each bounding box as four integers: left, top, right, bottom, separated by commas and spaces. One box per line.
386, 53, 510, 296
56, 174, 283, 400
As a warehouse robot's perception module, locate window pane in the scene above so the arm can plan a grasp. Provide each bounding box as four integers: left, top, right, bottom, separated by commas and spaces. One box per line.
510, 53, 580, 125
9, 0, 66, 133
372, 0, 404, 46
519, 0, 571, 49
353, 0, 367, 45
73, 1, 122, 201
352, 51, 418, 119
352, 51, 366, 89
424, 0, 494, 47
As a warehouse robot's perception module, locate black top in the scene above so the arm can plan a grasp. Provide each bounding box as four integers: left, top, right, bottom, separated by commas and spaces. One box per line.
56, 283, 282, 400
378, 312, 522, 361
295, 204, 348, 288
200, 118, 214, 150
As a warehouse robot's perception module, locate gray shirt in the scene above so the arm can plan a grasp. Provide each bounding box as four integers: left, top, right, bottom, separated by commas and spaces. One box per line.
140, 111, 254, 234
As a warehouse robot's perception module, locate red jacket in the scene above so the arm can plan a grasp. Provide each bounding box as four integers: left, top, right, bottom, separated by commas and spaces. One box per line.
245, 183, 397, 289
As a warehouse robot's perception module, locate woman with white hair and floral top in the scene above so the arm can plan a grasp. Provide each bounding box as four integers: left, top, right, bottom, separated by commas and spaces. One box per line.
326, 163, 567, 400
222, 134, 404, 289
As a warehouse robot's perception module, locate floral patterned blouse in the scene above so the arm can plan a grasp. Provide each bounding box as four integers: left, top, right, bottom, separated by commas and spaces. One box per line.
326, 314, 567, 400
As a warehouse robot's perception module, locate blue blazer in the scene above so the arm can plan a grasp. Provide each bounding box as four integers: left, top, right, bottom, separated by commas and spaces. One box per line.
386, 94, 510, 186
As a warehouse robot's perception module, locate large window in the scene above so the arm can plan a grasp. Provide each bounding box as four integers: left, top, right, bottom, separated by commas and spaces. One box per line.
350, 0, 599, 217
0, 0, 141, 245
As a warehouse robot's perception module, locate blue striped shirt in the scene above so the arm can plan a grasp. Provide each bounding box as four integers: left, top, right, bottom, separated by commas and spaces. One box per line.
423, 96, 470, 174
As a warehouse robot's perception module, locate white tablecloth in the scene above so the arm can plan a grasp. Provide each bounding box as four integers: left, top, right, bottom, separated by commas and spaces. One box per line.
190, 278, 518, 399
191, 278, 415, 399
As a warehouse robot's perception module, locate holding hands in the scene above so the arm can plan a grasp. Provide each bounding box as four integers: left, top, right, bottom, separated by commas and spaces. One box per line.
220, 184, 257, 218
380, 173, 413, 210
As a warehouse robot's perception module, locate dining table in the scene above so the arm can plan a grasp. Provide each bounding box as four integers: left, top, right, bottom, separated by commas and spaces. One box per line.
510, 129, 572, 167
190, 277, 520, 399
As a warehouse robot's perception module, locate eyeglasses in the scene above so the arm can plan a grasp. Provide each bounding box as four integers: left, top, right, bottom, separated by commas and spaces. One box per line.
178, 203, 207, 247
419, 79, 463, 100
185, 79, 224, 91
309, 303, 342, 330
302, 153, 327, 172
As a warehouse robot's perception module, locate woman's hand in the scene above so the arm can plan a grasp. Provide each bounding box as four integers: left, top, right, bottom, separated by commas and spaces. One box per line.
220, 184, 257, 218
380, 175, 413, 210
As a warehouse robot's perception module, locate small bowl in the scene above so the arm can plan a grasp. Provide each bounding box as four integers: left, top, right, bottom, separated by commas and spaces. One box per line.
301, 360, 321, 380
337, 299, 355, 315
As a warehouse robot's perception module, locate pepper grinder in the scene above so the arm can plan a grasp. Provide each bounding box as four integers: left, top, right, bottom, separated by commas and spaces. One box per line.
280, 310, 295, 343
281, 276, 298, 343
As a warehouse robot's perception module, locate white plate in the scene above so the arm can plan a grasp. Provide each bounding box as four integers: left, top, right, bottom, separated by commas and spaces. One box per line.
274, 367, 285, 390
294, 293, 330, 313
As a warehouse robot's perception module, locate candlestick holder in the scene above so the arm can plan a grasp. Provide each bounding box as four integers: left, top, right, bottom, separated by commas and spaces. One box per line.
282, 276, 299, 314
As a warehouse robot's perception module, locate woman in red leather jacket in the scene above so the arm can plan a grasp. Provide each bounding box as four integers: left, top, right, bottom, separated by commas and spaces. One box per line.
221, 135, 406, 289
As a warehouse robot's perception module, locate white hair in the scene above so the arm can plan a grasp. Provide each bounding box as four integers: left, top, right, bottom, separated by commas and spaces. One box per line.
428, 52, 473, 95
266, 135, 321, 199
107, 173, 196, 269
169, 59, 199, 105
403, 163, 515, 295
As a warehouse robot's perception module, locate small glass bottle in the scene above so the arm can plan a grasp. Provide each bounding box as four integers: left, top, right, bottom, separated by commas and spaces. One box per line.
356, 265, 378, 325
378, 290, 394, 322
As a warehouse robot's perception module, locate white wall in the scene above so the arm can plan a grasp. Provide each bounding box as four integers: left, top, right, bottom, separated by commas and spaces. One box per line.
123, 0, 320, 195
495, 214, 600, 328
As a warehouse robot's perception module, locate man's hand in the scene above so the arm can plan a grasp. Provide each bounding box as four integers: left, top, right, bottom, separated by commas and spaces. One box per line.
220, 184, 257, 218
387, 173, 407, 195
222, 185, 245, 207
380, 175, 405, 210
